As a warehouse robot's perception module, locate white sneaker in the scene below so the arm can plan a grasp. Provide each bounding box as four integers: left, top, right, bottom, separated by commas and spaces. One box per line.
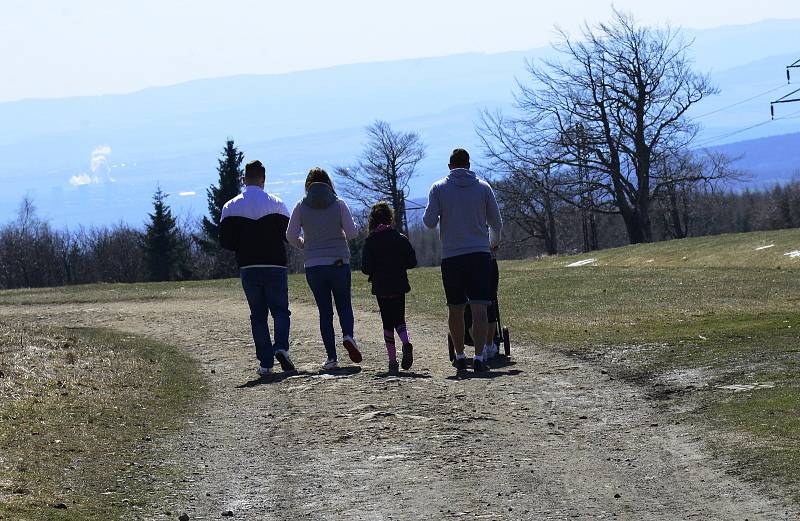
256, 366, 274, 376
322, 359, 339, 371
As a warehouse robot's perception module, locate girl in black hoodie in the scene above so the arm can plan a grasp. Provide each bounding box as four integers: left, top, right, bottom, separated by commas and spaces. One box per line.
361, 202, 418, 374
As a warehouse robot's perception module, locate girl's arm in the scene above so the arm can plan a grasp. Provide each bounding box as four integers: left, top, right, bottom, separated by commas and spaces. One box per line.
361, 241, 372, 275
404, 236, 418, 269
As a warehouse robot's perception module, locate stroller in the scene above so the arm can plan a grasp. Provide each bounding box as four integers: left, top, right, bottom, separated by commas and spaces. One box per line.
447, 258, 511, 361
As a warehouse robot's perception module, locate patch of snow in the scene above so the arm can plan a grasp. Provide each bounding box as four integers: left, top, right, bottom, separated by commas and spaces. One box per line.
784, 250, 800, 258
717, 382, 775, 392
566, 259, 596, 268
755, 244, 775, 251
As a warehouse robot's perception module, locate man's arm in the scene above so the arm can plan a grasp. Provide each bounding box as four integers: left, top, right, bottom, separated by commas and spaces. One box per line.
486, 184, 503, 249
422, 185, 440, 229
219, 204, 237, 251
285, 203, 304, 249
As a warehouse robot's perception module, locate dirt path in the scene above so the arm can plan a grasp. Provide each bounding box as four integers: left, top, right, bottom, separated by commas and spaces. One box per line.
3, 298, 796, 520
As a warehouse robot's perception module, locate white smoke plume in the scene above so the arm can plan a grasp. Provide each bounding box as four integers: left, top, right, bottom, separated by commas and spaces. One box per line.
69, 145, 114, 186
69, 173, 95, 186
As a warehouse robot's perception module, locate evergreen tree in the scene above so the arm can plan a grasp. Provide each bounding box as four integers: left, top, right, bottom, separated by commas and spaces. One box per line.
202, 139, 244, 242
142, 186, 184, 282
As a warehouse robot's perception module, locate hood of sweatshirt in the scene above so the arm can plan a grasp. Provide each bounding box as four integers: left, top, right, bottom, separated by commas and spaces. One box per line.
303, 182, 337, 209
447, 168, 480, 188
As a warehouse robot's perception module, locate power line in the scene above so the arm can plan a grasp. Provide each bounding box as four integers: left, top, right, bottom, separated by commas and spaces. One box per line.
694, 85, 786, 120
694, 107, 800, 148
771, 57, 800, 118
770, 87, 800, 118
787, 58, 800, 83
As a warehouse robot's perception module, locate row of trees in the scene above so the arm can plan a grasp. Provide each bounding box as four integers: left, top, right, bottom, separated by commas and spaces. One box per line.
0, 137, 247, 289
2, 159, 799, 290
471, 180, 800, 260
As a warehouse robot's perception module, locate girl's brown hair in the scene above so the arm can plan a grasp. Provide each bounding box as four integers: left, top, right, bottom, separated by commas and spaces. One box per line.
304, 167, 334, 192
368, 201, 394, 232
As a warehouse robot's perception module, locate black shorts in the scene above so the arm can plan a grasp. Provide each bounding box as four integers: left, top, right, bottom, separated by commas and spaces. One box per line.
487, 258, 500, 322
440, 252, 493, 306
376, 295, 406, 330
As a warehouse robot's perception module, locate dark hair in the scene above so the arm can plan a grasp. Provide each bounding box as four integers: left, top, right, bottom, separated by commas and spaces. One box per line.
244, 160, 266, 181
368, 201, 394, 231
449, 148, 470, 169
305, 167, 334, 192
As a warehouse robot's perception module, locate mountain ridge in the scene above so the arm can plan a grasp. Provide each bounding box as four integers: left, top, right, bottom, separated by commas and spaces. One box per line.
2, 19, 800, 226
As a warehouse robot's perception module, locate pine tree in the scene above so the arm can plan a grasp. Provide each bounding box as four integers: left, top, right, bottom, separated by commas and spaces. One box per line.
142, 186, 184, 282
202, 139, 243, 242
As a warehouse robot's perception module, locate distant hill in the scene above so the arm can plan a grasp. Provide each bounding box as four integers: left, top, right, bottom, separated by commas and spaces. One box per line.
1, 19, 799, 226
711, 132, 800, 186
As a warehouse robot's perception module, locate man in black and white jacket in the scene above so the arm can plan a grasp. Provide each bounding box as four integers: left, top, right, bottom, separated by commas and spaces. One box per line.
220, 160, 295, 376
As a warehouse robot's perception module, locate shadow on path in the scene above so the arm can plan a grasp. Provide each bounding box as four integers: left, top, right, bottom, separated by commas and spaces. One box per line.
236, 366, 364, 388
236, 371, 307, 388
373, 371, 432, 380
445, 369, 524, 381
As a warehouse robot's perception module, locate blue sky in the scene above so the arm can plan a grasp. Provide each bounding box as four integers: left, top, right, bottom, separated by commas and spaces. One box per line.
2, 0, 800, 102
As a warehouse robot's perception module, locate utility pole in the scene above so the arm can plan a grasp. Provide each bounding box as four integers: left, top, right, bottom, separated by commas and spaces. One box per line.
770, 58, 800, 119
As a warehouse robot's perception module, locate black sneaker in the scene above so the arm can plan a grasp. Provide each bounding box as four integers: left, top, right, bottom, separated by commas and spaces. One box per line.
473, 359, 489, 374
453, 357, 468, 373
388, 360, 400, 375
401, 342, 413, 370
274, 350, 296, 373
342, 336, 363, 364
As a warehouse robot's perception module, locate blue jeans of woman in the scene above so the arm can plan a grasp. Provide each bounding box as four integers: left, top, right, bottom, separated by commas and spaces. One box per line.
305, 264, 355, 361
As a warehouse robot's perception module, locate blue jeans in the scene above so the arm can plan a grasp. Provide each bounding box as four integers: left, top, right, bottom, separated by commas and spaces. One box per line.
305, 264, 355, 361
240, 267, 291, 369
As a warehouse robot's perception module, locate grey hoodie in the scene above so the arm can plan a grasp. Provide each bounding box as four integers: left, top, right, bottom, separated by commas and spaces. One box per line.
286, 182, 358, 267
423, 168, 502, 259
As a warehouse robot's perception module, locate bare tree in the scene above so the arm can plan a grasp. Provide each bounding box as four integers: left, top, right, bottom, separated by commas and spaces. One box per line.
335, 120, 426, 235
483, 10, 719, 244
476, 121, 563, 254
653, 150, 741, 239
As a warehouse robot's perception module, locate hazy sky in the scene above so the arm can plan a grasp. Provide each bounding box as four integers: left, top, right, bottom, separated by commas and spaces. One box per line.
3, 0, 800, 102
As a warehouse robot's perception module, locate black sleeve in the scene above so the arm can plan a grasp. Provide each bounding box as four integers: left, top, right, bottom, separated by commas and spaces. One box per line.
274, 214, 290, 243
219, 217, 237, 251
403, 236, 418, 269
361, 240, 373, 275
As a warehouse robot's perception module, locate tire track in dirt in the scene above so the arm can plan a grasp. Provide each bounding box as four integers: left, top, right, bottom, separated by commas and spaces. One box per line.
2, 299, 795, 520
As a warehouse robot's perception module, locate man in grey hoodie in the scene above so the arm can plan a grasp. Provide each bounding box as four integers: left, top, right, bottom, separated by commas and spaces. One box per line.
423, 148, 503, 374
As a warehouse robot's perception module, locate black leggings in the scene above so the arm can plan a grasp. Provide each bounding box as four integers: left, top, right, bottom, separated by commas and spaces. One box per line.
376, 295, 406, 330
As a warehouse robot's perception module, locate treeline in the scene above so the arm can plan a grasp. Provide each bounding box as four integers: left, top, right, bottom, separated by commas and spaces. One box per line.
1, 178, 799, 290
484, 180, 800, 259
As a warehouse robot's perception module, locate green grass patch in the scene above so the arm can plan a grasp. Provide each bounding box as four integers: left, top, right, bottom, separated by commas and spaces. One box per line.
711, 384, 800, 496
0, 279, 240, 307
0, 323, 207, 520
551, 228, 800, 269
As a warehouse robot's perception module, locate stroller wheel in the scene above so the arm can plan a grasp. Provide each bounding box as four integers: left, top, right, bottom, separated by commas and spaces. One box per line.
447, 334, 455, 362
502, 327, 510, 356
